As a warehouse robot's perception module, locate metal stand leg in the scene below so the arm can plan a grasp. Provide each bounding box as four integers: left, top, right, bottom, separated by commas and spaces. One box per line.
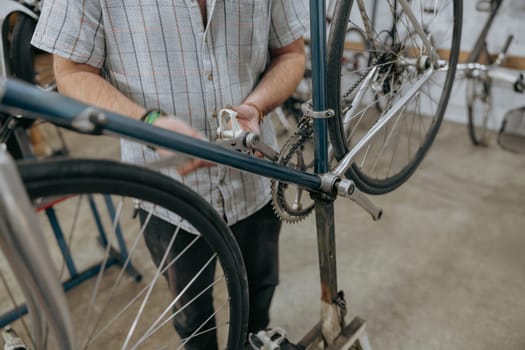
45, 207, 78, 277
314, 200, 344, 345
0, 194, 142, 327
89, 195, 142, 282
250, 198, 374, 350
325, 317, 373, 350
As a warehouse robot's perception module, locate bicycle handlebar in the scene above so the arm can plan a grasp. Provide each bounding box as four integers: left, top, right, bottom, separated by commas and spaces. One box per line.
457, 63, 523, 90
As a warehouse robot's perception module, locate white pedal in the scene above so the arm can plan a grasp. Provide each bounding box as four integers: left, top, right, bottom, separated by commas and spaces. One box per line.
216, 108, 244, 140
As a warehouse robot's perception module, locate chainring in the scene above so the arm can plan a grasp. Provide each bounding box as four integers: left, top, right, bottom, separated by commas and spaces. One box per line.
271, 117, 315, 223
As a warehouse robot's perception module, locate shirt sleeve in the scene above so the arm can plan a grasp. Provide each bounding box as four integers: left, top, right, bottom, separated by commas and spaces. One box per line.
268, 0, 309, 49
31, 0, 105, 68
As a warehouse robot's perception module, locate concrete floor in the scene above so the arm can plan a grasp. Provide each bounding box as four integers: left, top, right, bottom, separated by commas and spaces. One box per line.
271, 120, 525, 350
2, 117, 525, 349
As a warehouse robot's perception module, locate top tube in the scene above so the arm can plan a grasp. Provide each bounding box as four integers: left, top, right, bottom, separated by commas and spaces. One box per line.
0, 78, 323, 192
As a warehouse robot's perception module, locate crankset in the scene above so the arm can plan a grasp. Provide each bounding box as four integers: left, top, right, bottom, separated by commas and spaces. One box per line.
271, 117, 316, 223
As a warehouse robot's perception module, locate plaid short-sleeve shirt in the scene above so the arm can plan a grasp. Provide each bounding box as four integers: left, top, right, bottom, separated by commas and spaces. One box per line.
32, 0, 308, 226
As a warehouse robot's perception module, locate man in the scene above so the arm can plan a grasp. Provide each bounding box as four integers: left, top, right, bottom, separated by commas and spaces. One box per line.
32, 0, 307, 348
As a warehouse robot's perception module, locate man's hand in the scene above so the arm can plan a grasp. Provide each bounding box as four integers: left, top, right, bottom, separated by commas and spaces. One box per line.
229, 104, 265, 158
151, 116, 215, 175
232, 104, 261, 134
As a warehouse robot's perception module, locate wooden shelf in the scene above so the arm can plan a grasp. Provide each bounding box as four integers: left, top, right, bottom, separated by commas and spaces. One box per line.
343, 41, 525, 71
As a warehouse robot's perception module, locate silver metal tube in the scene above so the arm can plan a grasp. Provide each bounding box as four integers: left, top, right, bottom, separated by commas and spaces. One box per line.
456, 63, 490, 72
456, 63, 519, 85
397, 0, 439, 63
0, 149, 75, 349
488, 69, 519, 85
342, 66, 378, 134
333, 68, 434, 177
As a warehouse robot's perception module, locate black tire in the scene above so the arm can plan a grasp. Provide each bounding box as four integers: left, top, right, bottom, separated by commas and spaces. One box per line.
17, 158, 248, 349
327, 0, 462, 194
10, 13, 55, 88
467, 77, 491, 146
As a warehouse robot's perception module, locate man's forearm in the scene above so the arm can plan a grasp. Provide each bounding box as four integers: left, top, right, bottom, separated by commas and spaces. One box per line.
54, 57, 146, 120
57, 71, 146, 119
244, 39, 306, 115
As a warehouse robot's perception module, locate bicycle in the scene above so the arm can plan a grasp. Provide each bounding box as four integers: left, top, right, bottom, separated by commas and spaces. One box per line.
456, 0, 525, 146
0, 0, 54, 90
0, 0, 462, 348
0, 0, 64, 158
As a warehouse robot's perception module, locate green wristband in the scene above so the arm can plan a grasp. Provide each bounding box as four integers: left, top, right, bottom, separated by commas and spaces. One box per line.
141, 109, 167, 124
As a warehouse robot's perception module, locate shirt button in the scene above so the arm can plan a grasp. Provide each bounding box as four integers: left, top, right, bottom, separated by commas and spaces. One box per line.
207, 72, 213, 80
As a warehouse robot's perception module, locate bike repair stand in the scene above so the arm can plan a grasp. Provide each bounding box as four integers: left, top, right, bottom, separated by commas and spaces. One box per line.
250, 0, 374, 348
249, 199, 373, 350
0, 118, 141, 328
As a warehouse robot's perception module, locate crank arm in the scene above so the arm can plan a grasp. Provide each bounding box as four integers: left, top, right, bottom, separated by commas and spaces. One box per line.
244, 132, 279, 161
337, 179, 383, 221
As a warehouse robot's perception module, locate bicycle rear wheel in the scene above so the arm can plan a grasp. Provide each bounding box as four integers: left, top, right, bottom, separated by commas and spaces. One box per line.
327, 0, 462, 194
5, 158, 248, 349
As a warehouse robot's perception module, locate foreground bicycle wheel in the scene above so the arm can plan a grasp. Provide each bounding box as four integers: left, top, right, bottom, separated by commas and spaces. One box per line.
5, 158, 248, 349
327, 0, 462, 194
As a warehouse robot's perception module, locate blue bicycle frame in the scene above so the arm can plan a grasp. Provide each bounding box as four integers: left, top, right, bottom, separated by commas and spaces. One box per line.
0, 0, 371, 347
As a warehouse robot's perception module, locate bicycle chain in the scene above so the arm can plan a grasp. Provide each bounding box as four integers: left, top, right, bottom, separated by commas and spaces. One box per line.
343, 65, 373, 101
271, 117, 315, 223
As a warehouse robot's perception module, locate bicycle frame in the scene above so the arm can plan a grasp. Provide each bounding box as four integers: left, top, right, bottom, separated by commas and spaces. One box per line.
457, 0, 524, 146
457, 0, 522, 89
465, 0, 503, 64
0, 0, 441, 347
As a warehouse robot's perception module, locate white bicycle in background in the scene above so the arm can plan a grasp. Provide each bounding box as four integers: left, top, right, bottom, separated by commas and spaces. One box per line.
0, 0, 68, 159
0, 0, 54, 89
456, 0, 525, 153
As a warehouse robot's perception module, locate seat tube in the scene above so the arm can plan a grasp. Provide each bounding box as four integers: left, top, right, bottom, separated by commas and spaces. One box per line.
310, 0, 329, 174
310, 0, 343, 344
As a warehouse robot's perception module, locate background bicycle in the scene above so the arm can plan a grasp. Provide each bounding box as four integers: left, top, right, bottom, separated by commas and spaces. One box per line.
446, 0, 525, 150
459, 0, 525, 147
0, 0, 65, 159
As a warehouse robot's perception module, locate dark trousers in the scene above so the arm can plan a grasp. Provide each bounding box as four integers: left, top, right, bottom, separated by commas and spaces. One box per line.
139, 203, 281, 349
